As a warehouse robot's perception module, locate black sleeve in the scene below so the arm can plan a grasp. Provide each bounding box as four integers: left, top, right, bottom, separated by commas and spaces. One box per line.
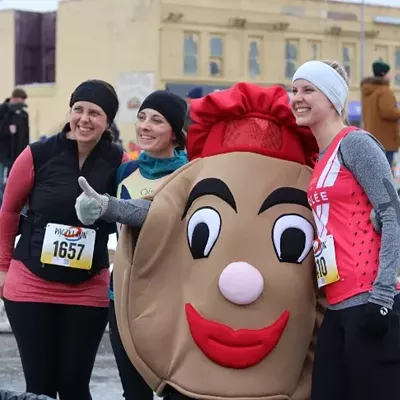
0, 104, 12, 132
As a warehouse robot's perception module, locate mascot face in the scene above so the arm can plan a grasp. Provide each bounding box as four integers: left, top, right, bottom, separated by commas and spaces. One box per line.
114, 83, 321, 400
118, 153, 316, 399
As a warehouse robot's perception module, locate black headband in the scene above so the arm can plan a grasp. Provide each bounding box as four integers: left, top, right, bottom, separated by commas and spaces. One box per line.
69, 80, 119, 122
138, 90, 187, 138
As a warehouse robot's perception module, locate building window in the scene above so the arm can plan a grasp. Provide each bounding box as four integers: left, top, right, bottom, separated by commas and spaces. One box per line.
327, 11, 357, 21
395, 48, 400, 86
209, 35, 223, 77
248, 38, 261, 78
285, 40, 299, 79
14, 11, 56, 85
309, 40, 321, 60
183, 33, 199, 75
342, 43, 356, 82
281, 5, 305, 17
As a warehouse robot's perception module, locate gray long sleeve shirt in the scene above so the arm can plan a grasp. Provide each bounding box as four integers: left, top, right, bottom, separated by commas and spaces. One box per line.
321, 130, 400, 310
101, 196, 150, 227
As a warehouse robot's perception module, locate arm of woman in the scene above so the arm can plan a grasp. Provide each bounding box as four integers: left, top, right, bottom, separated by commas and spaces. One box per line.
102, 196, 150, 226
0, 147, 34, 272
75, 177, 150, 227
340, 131, 400, 310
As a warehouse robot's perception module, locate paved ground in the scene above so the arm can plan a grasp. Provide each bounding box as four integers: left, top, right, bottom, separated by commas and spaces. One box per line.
0, 332, 161, 399
0, 332, 123, 399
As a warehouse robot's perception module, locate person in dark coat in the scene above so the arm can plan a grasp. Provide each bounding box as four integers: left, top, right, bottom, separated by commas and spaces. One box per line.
0, 88, 29, 205
361, 59, 400, 168
183, 87, 203, 134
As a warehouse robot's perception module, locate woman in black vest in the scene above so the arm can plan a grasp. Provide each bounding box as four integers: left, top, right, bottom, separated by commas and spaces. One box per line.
0, 80, 125, 400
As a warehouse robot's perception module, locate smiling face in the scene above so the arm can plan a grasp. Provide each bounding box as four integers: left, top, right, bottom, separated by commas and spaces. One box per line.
291, 79, 337, 128
136, 108, 176, 158
115, 152, 318, 399
69, 101, 108, 144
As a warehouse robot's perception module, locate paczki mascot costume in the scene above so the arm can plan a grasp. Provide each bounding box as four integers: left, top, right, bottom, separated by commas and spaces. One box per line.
113, 83, 324, 400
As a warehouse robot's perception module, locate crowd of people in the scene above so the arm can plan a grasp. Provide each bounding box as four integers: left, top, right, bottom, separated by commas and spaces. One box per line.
0, 57, 400, 400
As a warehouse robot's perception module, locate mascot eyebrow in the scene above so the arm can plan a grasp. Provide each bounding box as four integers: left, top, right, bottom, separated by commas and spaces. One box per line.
182, 178, 237, 219
181, 181, 309, 220
258, 187, 310, 214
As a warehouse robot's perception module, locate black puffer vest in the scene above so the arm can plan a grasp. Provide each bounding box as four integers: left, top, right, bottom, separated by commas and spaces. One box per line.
13, 128, 122, 284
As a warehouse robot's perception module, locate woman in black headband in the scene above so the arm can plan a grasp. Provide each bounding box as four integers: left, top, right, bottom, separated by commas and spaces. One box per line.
75, 89, 190, 400
0, 79, 127, 400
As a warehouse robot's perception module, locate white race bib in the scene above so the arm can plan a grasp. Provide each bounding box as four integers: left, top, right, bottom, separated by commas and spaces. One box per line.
40, 223, 96, 270
313, 234, 340, 288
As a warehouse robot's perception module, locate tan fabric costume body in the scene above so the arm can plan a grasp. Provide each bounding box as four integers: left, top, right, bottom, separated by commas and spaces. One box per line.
114, 83, 325, 400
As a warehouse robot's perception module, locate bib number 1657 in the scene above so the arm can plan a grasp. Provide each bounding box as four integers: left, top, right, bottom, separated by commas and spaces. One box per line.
53, 240, 85, 261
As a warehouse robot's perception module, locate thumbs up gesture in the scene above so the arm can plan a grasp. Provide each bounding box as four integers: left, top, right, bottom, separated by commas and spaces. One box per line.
75, 177, 109, 226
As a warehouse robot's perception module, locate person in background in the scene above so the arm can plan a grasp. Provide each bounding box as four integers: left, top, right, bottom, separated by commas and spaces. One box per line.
183, 86, 203, 134
0, 79, 128, 400
127, 141, 141, 160
185, 87, 203, 104
292, 59, 400, 400
75, 89, 189, 400
361, 59, 400, 168
0, 88, 29, 206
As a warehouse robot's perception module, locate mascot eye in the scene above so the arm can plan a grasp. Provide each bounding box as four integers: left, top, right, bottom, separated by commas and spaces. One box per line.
272, 214, 314, 264
187, 207, 222, 260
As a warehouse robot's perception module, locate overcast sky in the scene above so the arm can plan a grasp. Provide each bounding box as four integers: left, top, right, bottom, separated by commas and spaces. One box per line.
0, 0, 399, 12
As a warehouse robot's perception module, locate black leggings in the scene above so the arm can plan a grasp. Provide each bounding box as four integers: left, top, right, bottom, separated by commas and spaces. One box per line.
311, 301, 400, 400
109, 301, 193, 400
4, 299, 108, 400
109, 300, 154, 400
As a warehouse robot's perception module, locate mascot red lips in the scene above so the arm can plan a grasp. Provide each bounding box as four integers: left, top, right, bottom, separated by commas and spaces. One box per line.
185, 303, 290, 369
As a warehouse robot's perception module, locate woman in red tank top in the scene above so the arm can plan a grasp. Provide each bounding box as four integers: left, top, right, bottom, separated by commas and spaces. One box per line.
291, 60, 400, 400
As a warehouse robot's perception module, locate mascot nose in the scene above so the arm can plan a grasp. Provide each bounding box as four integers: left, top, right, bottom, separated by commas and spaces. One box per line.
218, 262, 264, 305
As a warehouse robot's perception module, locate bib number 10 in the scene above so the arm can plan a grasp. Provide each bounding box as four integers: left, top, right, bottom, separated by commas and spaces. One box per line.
53, 240, 85, 261
316, 256, 328, 280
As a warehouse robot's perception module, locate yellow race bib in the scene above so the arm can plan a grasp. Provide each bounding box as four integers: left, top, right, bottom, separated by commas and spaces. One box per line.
313, 235, 340, 288
40, 223, 96, 270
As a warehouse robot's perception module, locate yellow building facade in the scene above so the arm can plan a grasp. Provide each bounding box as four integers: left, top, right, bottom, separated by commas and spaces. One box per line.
1, 0, 400, 143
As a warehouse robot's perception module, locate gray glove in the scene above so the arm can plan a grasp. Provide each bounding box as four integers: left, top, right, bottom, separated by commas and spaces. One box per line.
75, 176, 109, 226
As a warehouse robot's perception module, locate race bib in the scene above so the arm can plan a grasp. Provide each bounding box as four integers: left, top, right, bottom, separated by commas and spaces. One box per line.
313, 235, 340, 288
40, 223, 96, 270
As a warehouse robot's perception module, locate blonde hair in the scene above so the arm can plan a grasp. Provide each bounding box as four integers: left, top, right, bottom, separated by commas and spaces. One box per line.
321, 60, 349, 123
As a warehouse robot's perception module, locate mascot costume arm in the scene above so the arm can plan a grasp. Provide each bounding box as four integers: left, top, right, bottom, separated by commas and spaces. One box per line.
75, 176, 150, 226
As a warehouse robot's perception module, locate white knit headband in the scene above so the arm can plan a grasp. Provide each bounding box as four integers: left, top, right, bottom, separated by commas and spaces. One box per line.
292, 61, 349, 114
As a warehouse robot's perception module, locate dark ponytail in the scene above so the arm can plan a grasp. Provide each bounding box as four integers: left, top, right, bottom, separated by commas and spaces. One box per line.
175, 131, 187, 150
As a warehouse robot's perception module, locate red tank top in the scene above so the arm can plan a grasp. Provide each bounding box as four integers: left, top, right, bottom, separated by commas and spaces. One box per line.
308, 127, 382, 304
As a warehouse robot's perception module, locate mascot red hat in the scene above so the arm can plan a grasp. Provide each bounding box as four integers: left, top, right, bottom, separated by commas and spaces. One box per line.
188, 82, 318, 167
